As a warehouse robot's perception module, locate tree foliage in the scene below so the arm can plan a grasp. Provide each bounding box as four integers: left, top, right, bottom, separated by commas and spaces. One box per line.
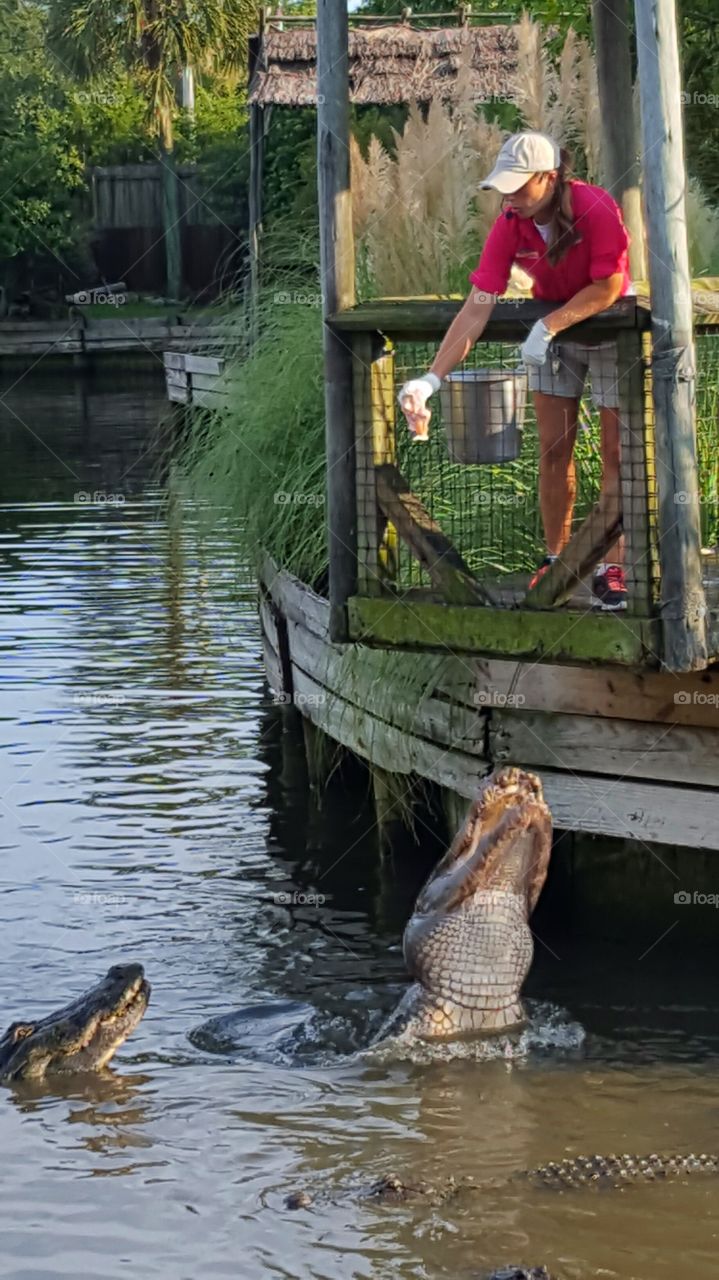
0, 2, 86, 276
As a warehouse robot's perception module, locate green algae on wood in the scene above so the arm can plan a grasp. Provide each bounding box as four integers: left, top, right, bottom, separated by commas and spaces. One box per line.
347, 596, 659, 666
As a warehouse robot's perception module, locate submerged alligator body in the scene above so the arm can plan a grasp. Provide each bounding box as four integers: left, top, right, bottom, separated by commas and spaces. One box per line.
381, 767, 552, 1041
527, 1151, 719, 1189
0, 963, 149, 1082
284, 1152, 719, 1216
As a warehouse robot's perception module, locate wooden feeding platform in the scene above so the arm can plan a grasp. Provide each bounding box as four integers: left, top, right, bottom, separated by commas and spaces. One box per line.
166, 279, 719, 852
166, 0, 719, 859
326, 292, 719, 670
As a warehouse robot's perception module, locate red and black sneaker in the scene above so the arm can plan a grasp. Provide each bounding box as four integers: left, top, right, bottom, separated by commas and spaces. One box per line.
528, 555, 557, 590
592, 564, 627, 611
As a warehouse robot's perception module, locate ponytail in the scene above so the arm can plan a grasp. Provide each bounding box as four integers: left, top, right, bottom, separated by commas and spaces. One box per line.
544, 147, 582, 266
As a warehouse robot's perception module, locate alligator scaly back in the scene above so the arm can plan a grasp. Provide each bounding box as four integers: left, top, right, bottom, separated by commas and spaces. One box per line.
526, 1152, 719, 1189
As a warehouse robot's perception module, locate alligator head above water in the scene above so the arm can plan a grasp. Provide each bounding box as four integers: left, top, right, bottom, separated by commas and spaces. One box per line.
0, 963, 150, 1083
382, 767, 552, 1041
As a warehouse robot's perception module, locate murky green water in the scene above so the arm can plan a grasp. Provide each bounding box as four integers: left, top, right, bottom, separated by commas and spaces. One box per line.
1, 367, 718, 1280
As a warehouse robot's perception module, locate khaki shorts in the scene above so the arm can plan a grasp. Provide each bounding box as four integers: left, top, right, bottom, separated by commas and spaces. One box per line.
528, 339, 619, 408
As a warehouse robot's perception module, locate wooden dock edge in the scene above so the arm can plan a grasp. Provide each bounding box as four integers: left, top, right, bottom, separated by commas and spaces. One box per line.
346, 595, 660, 667
258, 553, 719, 851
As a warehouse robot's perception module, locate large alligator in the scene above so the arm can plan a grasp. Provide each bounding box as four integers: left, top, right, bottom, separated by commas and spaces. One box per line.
378, 766, 552, 1041
0, 963, 150, 1083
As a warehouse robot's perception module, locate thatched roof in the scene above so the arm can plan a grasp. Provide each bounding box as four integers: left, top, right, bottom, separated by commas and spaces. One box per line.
248, 23, 519, 108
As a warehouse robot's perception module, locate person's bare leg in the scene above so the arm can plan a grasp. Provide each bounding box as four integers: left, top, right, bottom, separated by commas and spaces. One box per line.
600, 405, 624, 566
533, 392, 580, 555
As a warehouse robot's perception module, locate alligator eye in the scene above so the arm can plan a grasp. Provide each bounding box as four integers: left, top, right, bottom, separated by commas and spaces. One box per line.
10, 1024, 35, 1043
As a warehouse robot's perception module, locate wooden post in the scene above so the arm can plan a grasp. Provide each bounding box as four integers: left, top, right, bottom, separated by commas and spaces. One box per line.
634, 0, 708, 671
352, 332, 398, 596
591, 0, 646, 281
317, 0, 357, 642
248, 9, 271, 343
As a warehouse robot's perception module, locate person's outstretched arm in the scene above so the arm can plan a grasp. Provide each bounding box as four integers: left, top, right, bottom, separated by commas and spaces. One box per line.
429, 287, 497, 379
398, 288, 497, 437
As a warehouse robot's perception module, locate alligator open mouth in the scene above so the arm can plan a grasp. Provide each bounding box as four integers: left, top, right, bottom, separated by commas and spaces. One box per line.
381, 768, 552, 1041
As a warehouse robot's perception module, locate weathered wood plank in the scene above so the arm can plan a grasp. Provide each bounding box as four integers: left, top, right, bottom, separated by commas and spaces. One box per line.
490, 708, 719, 786
167, 384, 189, 403
327, 297, 645, 343
190, 371, 225, 394
261, 630, 283, 697
289, 665, 719, 849
286, 614, 486, 755
538, 772, 717, 850
348, 595, 659, 666
258, 551, 331, 637
446, 654, 719, 729
524, 491, 622, 609
376, 463, 497, 606
191, 387, 228, 409
185, 354, 224, 375
291, 665, 487, 789
257, 554, 719, 718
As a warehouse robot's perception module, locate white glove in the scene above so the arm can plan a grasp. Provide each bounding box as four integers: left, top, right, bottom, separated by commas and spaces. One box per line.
397, 372, 441, 409
397, 372, 442, 440
520, 319, 554, 367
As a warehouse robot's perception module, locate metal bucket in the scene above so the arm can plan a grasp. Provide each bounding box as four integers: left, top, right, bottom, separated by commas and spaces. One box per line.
439, 368, 527, 464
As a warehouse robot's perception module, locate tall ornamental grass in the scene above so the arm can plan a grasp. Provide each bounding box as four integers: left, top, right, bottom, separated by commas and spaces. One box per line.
177, 283, 327, 587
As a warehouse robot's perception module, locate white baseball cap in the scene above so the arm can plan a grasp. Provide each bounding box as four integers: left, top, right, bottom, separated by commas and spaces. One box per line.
481, 131, 561, 194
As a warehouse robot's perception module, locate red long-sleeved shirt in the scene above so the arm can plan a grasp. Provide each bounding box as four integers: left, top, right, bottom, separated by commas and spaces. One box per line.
468, 180, 633, 302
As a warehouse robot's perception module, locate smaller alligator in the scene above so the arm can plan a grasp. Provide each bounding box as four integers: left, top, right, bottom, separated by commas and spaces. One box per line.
0, 963, 150, 1083
284, 1152, 719, 1213
482, 1271, 553, 1280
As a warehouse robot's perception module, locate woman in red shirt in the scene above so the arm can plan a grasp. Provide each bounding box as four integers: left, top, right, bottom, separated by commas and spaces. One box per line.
398, 131, 633, 610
